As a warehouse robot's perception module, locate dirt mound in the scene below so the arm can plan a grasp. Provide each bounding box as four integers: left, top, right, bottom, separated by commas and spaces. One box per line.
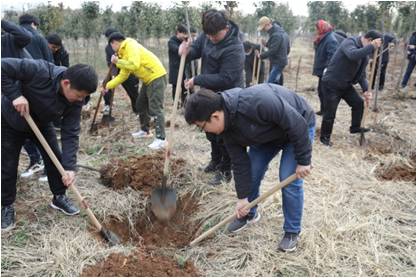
81, 248, 199, 277
100, 193, 200, 248
100, 152, 186, 194
375, 153, 416, 181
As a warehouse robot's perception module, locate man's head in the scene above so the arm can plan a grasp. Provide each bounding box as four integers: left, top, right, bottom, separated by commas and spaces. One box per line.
362, 30, 383, 46
108, 32, 126, 52
190, 27, 198, 39
46, 33, 62, 53
175, 24, 188, 41
60, 64, 98, 103
184, 88, 225, 134
202, 9, 229, 44
104, 27, 118, 38
257, 16, 272, 32
19, 14, 40, 29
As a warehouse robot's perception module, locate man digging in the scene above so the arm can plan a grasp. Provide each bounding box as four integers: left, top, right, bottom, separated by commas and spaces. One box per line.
184, 83, 315, 252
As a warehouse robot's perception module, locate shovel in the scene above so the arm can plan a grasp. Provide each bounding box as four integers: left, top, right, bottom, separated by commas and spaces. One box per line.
24, 114, 120, 246
150, 53, 187, 221
190, 174, 297, 247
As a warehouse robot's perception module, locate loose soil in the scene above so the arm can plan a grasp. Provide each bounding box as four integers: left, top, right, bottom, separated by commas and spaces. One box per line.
100, 152, 186, 195
375, 152, 416, 181
81, 248, 199, 277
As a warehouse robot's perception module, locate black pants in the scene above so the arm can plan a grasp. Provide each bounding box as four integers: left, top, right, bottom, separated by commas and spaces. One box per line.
320, 80, 364, 140
317, 77, 324, 112
104, 75, 139, 113
172, 82, 187, 107
206, 132, 231, 173
370, 62, 388, 90
1, 118, 66, 206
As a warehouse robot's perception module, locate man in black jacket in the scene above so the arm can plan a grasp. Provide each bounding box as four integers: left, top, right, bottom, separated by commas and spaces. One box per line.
320, 30, 382, 146
46, 33, 70, 67
243, 41, 265, 87
179, 9, 245, 185
370, 33, 396, 91
1, 19, 32, 59
184, 84, 315, 252
400, 31, 416, 94
102, 28, 139, 118
257, 17, 290, 85
1, 58, 98, 231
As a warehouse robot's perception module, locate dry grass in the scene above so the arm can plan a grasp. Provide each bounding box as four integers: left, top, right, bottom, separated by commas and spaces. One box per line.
1, 37, 416, 277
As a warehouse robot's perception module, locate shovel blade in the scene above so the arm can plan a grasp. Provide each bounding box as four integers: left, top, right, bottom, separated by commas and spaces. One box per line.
359, 132, 366, 147
100, 227, 120, 246
150, 187, 177, 221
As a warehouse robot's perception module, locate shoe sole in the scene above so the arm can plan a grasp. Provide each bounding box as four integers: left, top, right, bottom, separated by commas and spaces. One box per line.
132, 133, 153, 139
230, 212, 261, 234
49, 202, 80, 216
278, 245, 297, 252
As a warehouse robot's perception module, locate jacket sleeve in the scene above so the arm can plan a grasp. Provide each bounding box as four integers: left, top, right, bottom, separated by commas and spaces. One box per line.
60, 104, 82, 170
61, 48, 70, 67
224, 140, 252, 199
1, 58, 39, 101
187, 34, 204, 61
1, 20, 32, 48
260, 34, 282, 60
168, 38, 180, 56
105, 44, 113, 66
193, 47, 244, 90
106, 43, 139, 89
39, 36, 53, 62
341, 39, 374, 61
325, 38, 338, 67
358, 65, 369, 92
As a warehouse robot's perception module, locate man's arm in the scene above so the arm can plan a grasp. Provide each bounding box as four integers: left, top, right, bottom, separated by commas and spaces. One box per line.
260, 34, 282, 60
325, 37, 338, 66
1, 20, 32, 48
341, 38, 374, 61
106, 43, 139, 89
39, 36, 53, 62
60, 48, 70, 67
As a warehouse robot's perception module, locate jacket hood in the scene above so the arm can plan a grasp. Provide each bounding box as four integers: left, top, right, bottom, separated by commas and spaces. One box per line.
217, 20, 241, 47
269, 23, 285, 36
221, 87, 243, 131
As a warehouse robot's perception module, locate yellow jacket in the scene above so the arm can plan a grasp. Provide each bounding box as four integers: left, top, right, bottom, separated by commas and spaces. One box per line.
106, 38, 166, 89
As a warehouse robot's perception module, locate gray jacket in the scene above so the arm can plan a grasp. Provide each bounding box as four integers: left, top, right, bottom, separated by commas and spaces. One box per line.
260, 24, 290, 68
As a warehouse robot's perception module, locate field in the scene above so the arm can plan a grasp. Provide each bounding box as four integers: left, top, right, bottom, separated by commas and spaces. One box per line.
1, 37, 416, 276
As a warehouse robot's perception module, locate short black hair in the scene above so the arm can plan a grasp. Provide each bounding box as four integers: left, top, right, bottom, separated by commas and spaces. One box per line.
63, 64, 98, 94
364, 30, 382, 40
46, 33, 62, 46
108, 32, 125, 44
202, 9, 228, 35
19, 14, 40, 26
104, 27, 118, 38
176, 24, 187, 34
184, 88, 223, 124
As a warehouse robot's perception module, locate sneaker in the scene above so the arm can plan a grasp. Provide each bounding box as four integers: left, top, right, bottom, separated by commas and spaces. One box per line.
278, 232, 300, 252
350, 127, 370, 134
320, 137, 333, 147
38, 175, 48, 182
399, 86, 408, 94
148, 138, 167, 150
208, 171, 232, 186
20, 162, 44, 178
131, 129, 153, 138
102, 105, 110, 116
1, 205, 16, 232
203, 160, 220, 173
227, 211, 261, 233
50, 194, 80, 216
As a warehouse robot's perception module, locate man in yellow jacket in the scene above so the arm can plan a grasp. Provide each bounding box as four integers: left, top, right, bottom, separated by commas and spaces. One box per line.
105, 32, 167, 150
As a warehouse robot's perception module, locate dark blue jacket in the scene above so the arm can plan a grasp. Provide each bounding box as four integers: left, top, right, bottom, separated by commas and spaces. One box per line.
313, 31, 339, 77
1, 58, 83, 170
20, 24, 53, 62
1, 20, 32, 59
187, 20, 244, 91
221, 84, 315, 199
260, 23, 290, 68
323, 36, 374, 91
52, 46, 69, 67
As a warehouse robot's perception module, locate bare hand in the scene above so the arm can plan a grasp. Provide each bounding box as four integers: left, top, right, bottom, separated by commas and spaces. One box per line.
178, 40, 191, 56
62, 170, 76, 187
110, 54, 118, 64
363, 91, 373, 105
13, 96, 29, 116
184, 78, 194, 90
295, 164, 311, 179
235, 198, 250, 219
371, 38, 382, 49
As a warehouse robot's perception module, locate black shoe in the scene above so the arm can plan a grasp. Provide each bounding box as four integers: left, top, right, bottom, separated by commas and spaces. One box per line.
315, 110, 323, 116
208, 171, 232, 186
50, 195, 80, 216
203, 160, 220, 173
350, 127, 370, 134
278, 232, 300, 252
1, 205, 16, 232
320, 136, 333, 147
227, 211, 261, 233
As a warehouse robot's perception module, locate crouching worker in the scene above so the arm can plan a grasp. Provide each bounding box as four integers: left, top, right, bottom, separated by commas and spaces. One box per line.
184, 83, 315, 252
1, 58, 98, 231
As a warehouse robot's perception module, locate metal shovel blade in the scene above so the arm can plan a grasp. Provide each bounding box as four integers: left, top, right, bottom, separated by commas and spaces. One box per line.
150, 187, 177, 221
100, 227, 121, 246
359, 131, 366, 147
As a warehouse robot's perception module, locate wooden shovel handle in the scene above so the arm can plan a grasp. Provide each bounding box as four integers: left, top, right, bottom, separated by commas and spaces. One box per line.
24, 114, 103, 231
190, 174, 297, 247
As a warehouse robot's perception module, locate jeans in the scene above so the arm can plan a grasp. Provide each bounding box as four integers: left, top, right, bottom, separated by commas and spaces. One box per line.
267, 64, 284, 85
247, 124, 315, 233
401, 57, 416, 88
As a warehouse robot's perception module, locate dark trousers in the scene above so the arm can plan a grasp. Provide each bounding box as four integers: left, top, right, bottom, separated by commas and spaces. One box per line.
172, 82, 187, 107
317, 77, 324, 112
1, 118, 67, 206
401, 58, 416, 88
320, 80, 364, 140
104, 75, 139, 113
206, 132, 231, 173
23, 139, 41, 165
370, 62, 388, 90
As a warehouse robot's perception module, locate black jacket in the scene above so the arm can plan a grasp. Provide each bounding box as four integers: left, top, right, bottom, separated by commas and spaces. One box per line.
221, 84, 315, 199
380, 34, 395, 64
244, 43, 265, 86
1, 58, 83, 170
20, 24, 53, 62
168, 35, 188, 84
322, 36, 374, 91
1, 20, 32, 59
313, 31, 339, 77
52, 46, 69, 67
260, 23, 290, 68
407, 32, 416, 60
188, 20, 244, 91
334, 31, 347, 45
